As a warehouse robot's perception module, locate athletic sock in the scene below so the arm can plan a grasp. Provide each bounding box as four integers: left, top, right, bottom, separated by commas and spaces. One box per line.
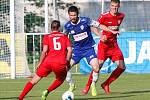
47, 79, 63, 92
86, 70, 93, 86
66, 70, 74, 85
92, 70, 99, 82
19, 82, 33, 99
104, 67, 125, 85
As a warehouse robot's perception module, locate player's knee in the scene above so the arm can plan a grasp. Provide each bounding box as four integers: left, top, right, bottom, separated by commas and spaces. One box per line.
58, 77, 66, 82
93, 66, 99, 73
118, 64, 126, 70
99, 60, 104, 64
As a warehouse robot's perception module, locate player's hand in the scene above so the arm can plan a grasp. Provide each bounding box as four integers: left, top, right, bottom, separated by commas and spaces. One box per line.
111, 30, 120, 35
101, 35, 107, 43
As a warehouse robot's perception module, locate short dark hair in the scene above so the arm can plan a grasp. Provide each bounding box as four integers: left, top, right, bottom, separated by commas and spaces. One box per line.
68, 6, 79, 15
111, 0, 120, 3
51, 20, 60, 31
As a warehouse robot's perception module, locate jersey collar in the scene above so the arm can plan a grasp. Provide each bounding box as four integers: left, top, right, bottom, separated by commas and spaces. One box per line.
70, 17, 80, 25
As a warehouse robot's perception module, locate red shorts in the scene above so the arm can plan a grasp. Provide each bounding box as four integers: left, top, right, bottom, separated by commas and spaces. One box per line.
36, 58, 67, 79
97, 41, 124, 62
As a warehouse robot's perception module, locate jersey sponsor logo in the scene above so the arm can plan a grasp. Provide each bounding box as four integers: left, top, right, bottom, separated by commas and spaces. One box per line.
73, 32, 88, 41
108, 26, 119, 30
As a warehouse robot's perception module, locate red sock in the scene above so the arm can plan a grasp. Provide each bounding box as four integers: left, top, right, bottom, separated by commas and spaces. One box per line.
104, 67, 125, 85
47, 79, 64, 92
86, 70, 93, 86
19, 82, 33, 99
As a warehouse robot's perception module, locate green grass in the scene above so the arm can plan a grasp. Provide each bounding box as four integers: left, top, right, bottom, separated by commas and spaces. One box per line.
0, 74, 150, 100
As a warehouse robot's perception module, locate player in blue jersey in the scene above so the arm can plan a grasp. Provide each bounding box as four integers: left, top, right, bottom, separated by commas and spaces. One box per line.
64, 6, 101, 96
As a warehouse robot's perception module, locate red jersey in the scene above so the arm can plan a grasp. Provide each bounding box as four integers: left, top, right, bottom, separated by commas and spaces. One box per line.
98, 11, 125, 44
43, 32, 71, 64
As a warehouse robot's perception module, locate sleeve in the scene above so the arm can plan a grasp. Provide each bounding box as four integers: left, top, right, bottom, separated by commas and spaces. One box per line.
63, 27, 69, 35
87, 17, 100, 28
63, 23, 69, 35
89, 19, 100, 28
42, 35, 49, 45
97, 14, 105, 24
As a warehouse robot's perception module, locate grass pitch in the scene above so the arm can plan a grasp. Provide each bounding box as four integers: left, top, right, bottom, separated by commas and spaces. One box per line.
0, 74, 150, 100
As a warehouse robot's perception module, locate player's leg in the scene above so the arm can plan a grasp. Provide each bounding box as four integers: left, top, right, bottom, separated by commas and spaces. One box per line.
89, 58, 100, 96
19, 62, 50, 100
49, 63, 67, 92
101, 48, 126, 94
82, 70, 93, 95
19, 74, 42, 100
41, 63, 67, 100
84, 48, 100, 96
66, 59, 76, 91
101, 60, 126, 94
82, 60, 104, 95
66, 49, 82, 92
82, 46, 104, 95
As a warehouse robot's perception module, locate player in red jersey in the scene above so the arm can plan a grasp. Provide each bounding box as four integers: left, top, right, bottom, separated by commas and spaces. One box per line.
19, 20, 72, 100
82, 0, 126, 95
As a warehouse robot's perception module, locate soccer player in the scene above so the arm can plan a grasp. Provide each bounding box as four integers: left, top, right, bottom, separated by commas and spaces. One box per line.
19, 20, 72, 100
82, 0, 126, 95
64, 6, 101, 96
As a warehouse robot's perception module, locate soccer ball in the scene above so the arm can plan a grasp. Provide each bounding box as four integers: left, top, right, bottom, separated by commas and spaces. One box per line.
62, 91, 74, 100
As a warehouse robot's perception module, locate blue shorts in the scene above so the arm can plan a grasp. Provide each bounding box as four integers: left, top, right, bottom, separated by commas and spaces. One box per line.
72, 47, 97, 64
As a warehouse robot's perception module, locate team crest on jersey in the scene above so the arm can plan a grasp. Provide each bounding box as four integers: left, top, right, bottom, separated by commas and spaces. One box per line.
80, 25, 84, 30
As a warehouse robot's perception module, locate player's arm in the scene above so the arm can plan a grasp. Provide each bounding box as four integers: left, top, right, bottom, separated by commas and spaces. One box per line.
63, 29, 69, 35
66, 46, 72, 62
37, 35, 49, 68
63, 25, 69, 35
37, 45, 48, 68
66, 36, 72, 70
89, 18, 107, 42
91, 27, 101, 36
91, 27, 107, 43
66, 46, 72, 70
88, 18, 101, 36
100, 24, 119, 35
89, 19, 101, 29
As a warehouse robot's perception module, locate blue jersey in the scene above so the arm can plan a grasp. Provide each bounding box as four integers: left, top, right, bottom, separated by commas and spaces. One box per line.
64, 17, 96, 50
